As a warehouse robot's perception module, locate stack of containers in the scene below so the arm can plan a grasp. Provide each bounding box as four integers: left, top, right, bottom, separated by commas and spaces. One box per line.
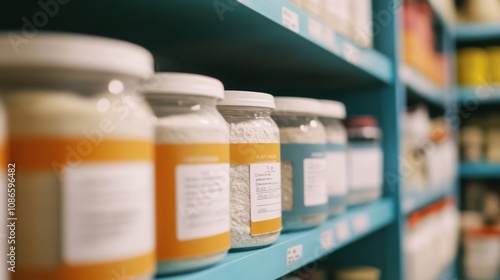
0, 33, 156, 280
457, 47, 500, 86
464, 226, 500, 280
144, 73, 231, 275
217, 91, 282, 249
320, 100, 348, 216
272, 97, 328, 231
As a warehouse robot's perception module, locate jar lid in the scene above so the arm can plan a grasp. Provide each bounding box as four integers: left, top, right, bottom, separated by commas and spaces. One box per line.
145, 72, 224, 100
347, 115, 379, 127
320, 100, 346, 119
274, 97, 322, 115
218, 91, 275, 109
0, 32, 153, 79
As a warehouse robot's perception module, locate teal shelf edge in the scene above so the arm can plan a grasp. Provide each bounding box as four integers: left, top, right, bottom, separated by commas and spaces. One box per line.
460, 162, 500, 178
456, 22, 500, 41
458, 86, 500, 104
457, 22, 500, 41
402, 185, 455, 214
158, 198, 394, 280
238, 0, 393, 84
400, 64, 450, 107
439, 260, 456, 280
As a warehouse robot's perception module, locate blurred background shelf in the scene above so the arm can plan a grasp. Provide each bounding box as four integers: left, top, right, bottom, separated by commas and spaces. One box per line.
400, 64, 449, 107
403, 185, 456, 214
460, 162, 500, 178
457, 23, 500, 41
458, 86, 500, 104
0, 0, 392, 92
159, 198, 394, 280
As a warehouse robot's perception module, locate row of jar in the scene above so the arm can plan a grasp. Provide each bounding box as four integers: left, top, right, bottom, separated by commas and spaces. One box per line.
0, 33, 382, 279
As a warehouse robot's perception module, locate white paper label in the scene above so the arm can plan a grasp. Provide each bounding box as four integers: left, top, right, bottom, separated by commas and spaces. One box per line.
287, 244, 303, 265
282, 7, 300, 33
352, 214, 370, 233
303, 158, 327, 206
176, 163, 230, 241
326, 151, 348, 196
320, 229, 335, 250
250, 163, 281, 222
336, 220, 350, 242
322, 28, 340, 54
63, 162, 154, 264
348, 147, 382, 190
343, 43, 361, 64
308, 18, 323, 41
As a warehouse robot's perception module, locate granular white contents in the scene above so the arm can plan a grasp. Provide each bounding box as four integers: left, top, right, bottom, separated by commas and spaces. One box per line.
228, 119, 281, 249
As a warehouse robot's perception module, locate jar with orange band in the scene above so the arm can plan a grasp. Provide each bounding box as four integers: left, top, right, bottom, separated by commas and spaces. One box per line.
144, 73, 230, 275
217, 91, 282, 249
0, 33, 156, 280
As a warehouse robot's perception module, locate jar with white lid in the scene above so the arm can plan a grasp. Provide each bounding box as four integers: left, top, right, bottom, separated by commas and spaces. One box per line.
272, 97, 327, 231
0, 33, 155, 280
144, 73, 230, 275
217, 90, 282, 249
320, 100, 348, 216
346, 116, 383, 205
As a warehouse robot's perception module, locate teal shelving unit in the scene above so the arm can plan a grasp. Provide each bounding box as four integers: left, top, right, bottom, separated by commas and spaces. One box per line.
0, 1, 460, 279
460, 162, 500, 179
457, 23, 500, 41
458, 86, 500, 104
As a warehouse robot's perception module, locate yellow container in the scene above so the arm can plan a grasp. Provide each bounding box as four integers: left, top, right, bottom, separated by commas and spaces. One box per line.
457, 48, 489, 86
488, 47, 500, 84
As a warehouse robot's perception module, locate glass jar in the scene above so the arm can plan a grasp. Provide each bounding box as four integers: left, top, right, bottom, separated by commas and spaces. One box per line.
144, 73, 230, 275
320, 100, 348, 216
0, 33, 155, 280
217, 91, 282, 249
346, 116, 383, 205
272, 97, 327, 231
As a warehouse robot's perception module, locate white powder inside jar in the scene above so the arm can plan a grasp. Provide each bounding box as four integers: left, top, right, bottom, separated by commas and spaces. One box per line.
227, 119, 281, 248
278, 126, 327, 226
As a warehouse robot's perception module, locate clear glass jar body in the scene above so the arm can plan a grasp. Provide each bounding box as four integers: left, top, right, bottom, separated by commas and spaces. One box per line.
148, 94, 229, 275
271, 112, 327, 231
2, 73, 155, 280
321, 117, 348, 216
347, 125, 383, 205
218, 106, 282, 249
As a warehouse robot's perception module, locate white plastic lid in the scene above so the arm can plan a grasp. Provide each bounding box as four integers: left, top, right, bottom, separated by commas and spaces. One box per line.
274, 97, 322, 115
218, 91, 275, 109
0, 32, 153, 79
320, 100, 346, 119
145, 72, 224, 100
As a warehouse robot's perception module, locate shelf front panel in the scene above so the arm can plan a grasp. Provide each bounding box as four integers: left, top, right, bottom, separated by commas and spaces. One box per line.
460, 162, 500, 179
403, 185, 456, 214
159, 198, 394, 280
458, 86, 500, 104
400, 64, 450, 108
457, 23, 500, 41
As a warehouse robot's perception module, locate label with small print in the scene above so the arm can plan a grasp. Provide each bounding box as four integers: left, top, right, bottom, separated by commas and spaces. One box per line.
343, 43, 361, 64
352, 214, 370, 234
348, 143, 383, 190
280, 144, 327, 217
286, 244, 303, 265
320, 229, 334, 250
10, 139, 155, 279
335, 220, 350, 242
325, 144, 347, 197
282, 6, 299, 33
308, 18, 322, 41
230, 143, 282, 236
156, 143, 230, 261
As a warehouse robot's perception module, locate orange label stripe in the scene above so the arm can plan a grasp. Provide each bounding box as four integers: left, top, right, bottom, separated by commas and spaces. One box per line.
10, 138, 153, 172
156, 143, 230, 260
251, 217, 282, 235
229, 143, 280, 164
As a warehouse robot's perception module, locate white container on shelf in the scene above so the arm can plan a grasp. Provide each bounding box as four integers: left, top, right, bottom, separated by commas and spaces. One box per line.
0, 33, 156, 280
320, 100, 348, 216
464, 227, 500, 280
217, 91, 282, 249
322, 0, 352, 38
272, 97, 328, 231
145, 73, 231, 275
351, 0, 373, 48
